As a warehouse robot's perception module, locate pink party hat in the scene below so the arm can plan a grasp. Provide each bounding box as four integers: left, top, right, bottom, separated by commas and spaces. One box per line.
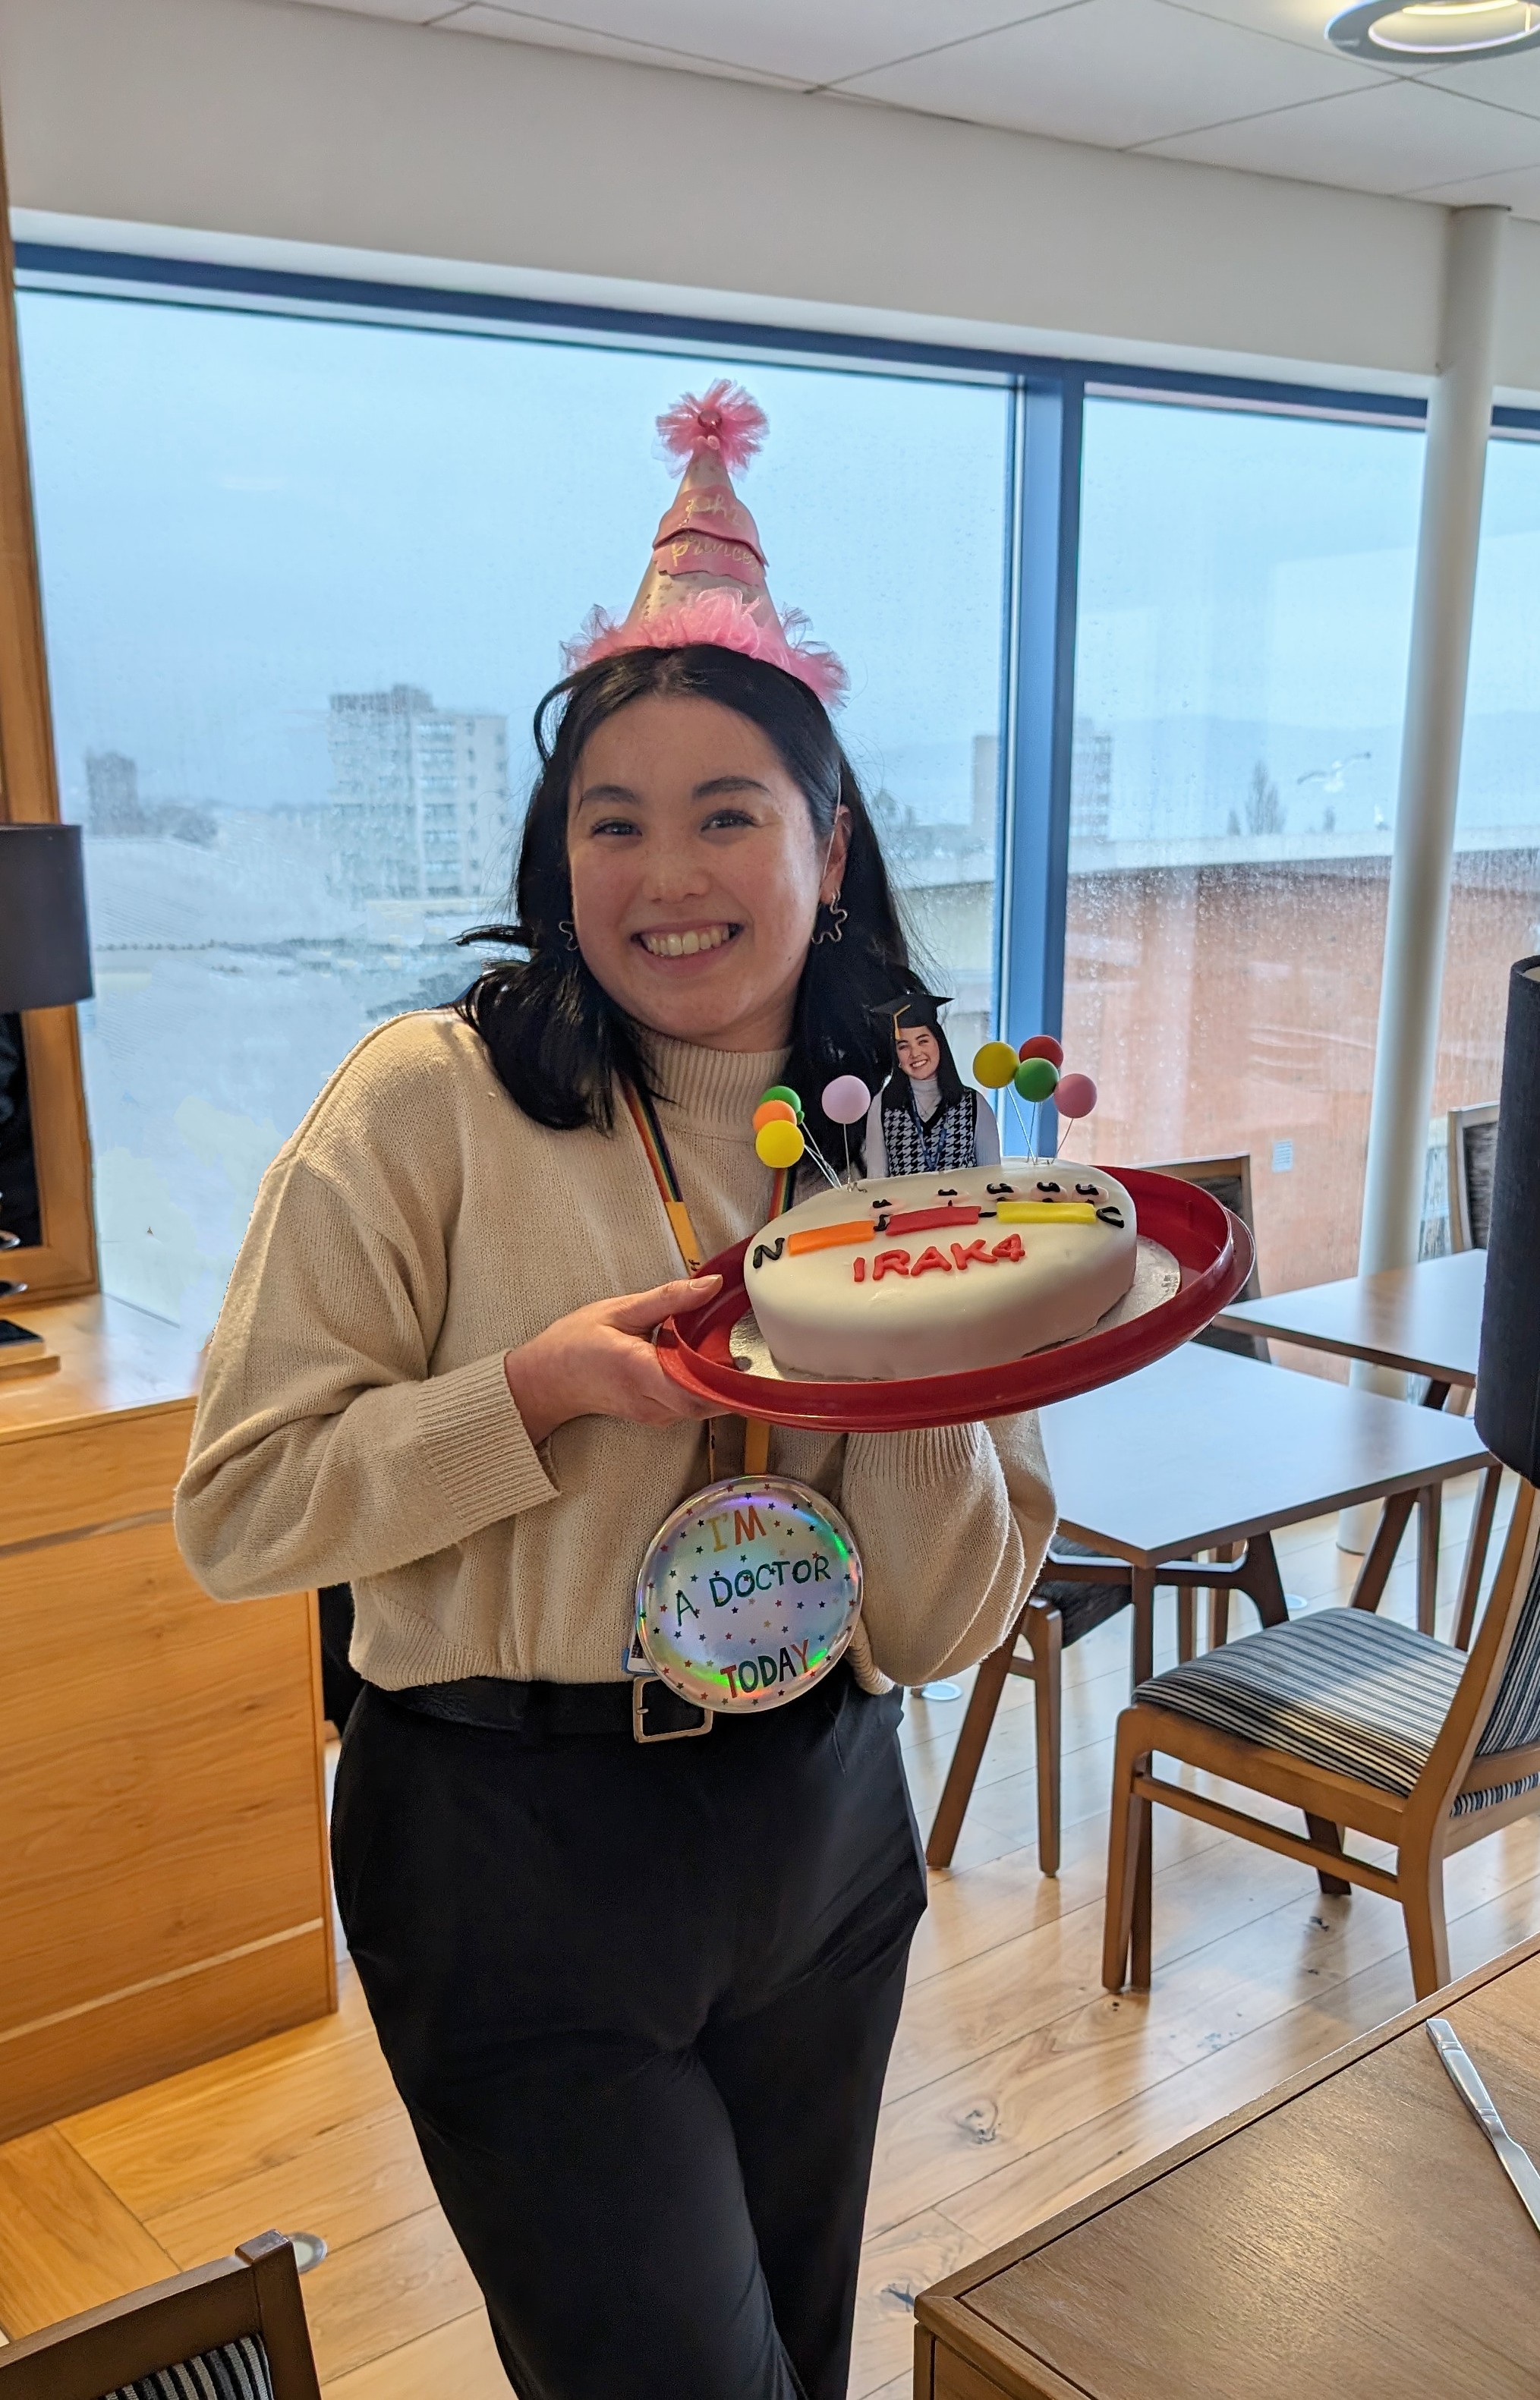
564, 380, 846, 704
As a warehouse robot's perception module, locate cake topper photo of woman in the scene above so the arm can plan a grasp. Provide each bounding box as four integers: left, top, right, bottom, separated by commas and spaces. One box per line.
865, 987, 1001, 1177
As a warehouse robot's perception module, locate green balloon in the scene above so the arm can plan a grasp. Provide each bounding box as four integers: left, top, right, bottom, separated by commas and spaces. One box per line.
1014, 1057, 1060, 1101
760, 1083, 803, 1118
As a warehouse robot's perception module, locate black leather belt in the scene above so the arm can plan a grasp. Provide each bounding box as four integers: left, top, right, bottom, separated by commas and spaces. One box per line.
380, 1674, 716, 1744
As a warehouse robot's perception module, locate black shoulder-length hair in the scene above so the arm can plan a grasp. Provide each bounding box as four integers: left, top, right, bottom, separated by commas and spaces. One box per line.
457, 644, 917, 1163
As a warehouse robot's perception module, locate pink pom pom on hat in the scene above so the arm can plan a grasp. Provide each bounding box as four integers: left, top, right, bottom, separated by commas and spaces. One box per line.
563, 380, 847, 706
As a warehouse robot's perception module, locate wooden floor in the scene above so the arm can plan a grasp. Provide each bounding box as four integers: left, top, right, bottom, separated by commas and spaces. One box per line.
4, 1470, 1537, 2400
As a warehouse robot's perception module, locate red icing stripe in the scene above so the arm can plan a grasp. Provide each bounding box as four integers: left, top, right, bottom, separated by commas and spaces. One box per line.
882, 1205, 981, 1236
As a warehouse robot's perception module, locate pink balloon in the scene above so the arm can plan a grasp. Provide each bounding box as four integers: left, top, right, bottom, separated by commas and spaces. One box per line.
821, 1074, 872, 1125
1053, 1072, 1098, 1120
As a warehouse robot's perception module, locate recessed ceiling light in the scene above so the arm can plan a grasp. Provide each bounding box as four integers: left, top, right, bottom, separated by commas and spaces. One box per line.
1327, 0, 1540, 56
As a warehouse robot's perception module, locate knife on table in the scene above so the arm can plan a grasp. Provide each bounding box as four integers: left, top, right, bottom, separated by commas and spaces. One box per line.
1428, 2016, 1540, 2240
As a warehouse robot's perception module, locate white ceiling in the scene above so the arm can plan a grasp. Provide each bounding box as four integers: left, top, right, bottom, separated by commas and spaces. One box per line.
273, 0, 1540, 220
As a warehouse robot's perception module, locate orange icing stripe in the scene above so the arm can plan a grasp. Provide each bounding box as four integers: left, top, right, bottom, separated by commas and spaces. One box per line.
786, 1219, 876, 1255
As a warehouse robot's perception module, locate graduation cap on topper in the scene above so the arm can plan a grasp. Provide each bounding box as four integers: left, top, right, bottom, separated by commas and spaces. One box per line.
869, 989, 953, 1038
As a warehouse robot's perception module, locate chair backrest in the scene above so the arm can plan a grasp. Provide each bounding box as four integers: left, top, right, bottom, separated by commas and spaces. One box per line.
0, 2236, 320, 2400
1410, 1482, 1540, 1827
1141, 1153, 1265, 1360
1448, 1104, 1500, 1252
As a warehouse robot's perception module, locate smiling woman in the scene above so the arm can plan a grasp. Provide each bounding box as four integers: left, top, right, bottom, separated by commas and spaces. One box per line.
458, 643, 914, 1162
175, 395, 1055, 2400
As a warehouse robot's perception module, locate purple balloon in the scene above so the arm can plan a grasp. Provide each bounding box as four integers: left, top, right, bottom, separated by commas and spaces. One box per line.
821, 1074, 872, 1125
1053, 1072, 1098, 1120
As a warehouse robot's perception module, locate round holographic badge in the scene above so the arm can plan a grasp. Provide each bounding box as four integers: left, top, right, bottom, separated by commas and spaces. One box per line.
636, 1476, 862, 1714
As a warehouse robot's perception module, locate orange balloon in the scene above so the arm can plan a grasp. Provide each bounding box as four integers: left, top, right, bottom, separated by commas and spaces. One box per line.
752, 1098, 798, 1132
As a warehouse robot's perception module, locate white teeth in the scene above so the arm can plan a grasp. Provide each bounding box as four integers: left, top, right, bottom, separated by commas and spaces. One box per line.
639, 924, 733, 958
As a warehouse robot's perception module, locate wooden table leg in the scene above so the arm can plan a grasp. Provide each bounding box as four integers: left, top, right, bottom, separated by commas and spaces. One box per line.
1422, 1379, 1452, 1413
1131, 1566, 1157, 1690
1349, 1488, 1416, 1612
1231, 1532, 1290, 1630
1416, 1482, 1441, 1636
1454, 1462, 1504, 1649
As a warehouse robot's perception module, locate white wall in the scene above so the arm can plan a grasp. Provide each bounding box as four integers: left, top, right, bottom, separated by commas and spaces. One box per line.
2, 0, 1538, 400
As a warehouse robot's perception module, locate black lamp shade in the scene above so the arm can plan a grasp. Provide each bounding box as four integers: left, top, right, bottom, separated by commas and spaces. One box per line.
0, 822, 93, 1013
1475, 955, 1540, 1484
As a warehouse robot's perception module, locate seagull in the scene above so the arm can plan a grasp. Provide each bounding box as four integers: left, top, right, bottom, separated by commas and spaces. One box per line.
1297, 751, 1371, 795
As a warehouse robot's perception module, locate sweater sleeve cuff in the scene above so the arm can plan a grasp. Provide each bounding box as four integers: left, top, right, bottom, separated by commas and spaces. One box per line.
414, 1350, 559, 1539
844, 1420, 986, 1488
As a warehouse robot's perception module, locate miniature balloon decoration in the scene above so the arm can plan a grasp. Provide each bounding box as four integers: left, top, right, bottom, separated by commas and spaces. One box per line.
756, 1119, 806, 1169
820, 1075, 871, 1126
1054, 1072, 1098, 1120
972, 1041, 1020, 1091
760, 1084, 803, 1119
1018, 1035, 1065, 1068
752, 1098, 798, 1132
1013, 1056, 1060, 1103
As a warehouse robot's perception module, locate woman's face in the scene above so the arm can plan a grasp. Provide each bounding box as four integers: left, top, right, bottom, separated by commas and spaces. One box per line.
895, 1022, 941, 1082
567, 691, 849, 1050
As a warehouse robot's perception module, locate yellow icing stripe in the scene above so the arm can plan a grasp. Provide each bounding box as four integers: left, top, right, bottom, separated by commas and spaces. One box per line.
786, 1219, 876, 1255
994, 1201, 1101, 1226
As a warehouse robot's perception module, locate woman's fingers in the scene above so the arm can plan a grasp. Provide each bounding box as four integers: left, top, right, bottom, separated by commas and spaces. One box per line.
606, 1274, 721, 1335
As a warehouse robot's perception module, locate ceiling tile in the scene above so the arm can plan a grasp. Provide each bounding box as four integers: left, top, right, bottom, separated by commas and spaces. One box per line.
1139, 72, 1540, 187
430, 3, 800, 77
416, 1, 1069, 86
1421, 49, 1540, 120
837, 0, 1380, 149
1157, 0, 1398, 61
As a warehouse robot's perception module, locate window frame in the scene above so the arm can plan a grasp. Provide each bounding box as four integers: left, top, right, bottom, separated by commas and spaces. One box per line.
14, 235, 1540, 1217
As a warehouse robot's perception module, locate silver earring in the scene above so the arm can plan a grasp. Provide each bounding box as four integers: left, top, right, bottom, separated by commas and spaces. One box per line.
558, 919, 579, 953
811, 893, 846, 946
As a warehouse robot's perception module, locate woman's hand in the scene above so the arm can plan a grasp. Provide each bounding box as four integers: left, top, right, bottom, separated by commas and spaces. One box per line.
502, 1275, 722, 1444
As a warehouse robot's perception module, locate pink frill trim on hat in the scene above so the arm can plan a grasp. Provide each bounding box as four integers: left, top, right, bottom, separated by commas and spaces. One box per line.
565, 589, 848, 706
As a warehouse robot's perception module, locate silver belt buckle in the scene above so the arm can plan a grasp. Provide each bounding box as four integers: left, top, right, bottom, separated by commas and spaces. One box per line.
632, 1677, 713, 1744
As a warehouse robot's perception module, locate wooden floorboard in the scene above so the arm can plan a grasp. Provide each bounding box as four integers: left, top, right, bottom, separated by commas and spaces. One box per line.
2, 1480, 1534, 2399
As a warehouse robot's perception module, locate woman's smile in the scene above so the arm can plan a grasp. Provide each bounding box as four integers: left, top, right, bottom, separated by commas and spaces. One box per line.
634, 921, 743, 962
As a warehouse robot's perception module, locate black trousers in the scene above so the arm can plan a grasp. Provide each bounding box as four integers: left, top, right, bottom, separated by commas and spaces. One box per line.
331, 1667, 927, 2400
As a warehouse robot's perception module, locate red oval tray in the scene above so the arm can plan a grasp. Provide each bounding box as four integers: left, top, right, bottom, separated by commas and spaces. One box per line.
655, 1167, 1255, 1430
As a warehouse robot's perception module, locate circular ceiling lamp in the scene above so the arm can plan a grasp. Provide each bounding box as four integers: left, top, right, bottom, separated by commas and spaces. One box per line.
1327, 0, 1540, 55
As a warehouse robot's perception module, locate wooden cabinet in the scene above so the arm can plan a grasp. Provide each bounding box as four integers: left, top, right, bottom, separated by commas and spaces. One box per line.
0, 1296, 335, 2141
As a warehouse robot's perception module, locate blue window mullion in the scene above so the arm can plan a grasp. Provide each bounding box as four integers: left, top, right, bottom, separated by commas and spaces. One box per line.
997, 368, 1084, 1053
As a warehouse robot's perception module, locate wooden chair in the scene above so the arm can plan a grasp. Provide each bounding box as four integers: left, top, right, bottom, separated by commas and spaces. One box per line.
927, 1154, 1274, 1878
1447, 1102, 1499, 1254
1104, 1477, 1540, 2002
0, 2233, 320, 2400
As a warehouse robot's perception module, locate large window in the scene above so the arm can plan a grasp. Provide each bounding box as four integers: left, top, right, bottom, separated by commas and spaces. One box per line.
1063, 393, 1425, 1296
17, 285, 1010, 1337
1432, 433, 1540, 1151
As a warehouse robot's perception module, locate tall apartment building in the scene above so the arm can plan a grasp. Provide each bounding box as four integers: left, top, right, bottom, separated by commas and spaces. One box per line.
327, 684, 510, 900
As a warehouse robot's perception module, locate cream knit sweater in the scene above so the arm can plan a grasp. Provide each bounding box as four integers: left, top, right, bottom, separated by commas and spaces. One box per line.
175, 1011, 1056, 1692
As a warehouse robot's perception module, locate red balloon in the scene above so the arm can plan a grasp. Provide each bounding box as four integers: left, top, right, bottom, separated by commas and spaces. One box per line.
1053, 1072, 1098, 1120
1018, 1035, 1064, 1067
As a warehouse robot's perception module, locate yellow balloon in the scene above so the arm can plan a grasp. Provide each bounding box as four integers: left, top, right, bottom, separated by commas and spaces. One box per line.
972, 1040, 1021, 1090
755, 1120, 806, 1169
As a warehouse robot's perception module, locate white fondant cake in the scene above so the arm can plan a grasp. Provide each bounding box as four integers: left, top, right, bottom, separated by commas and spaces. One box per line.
745, 1160, 1137, 1381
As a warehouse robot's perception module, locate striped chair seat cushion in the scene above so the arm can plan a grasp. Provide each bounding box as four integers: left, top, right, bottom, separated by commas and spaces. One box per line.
1134, 1606, 1540, 1818
103, 2335, 274, 2400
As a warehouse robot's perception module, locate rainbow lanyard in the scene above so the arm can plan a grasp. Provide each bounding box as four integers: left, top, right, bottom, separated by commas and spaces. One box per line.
619, 1075, 795, 1479
620, 1076, 795, 1275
